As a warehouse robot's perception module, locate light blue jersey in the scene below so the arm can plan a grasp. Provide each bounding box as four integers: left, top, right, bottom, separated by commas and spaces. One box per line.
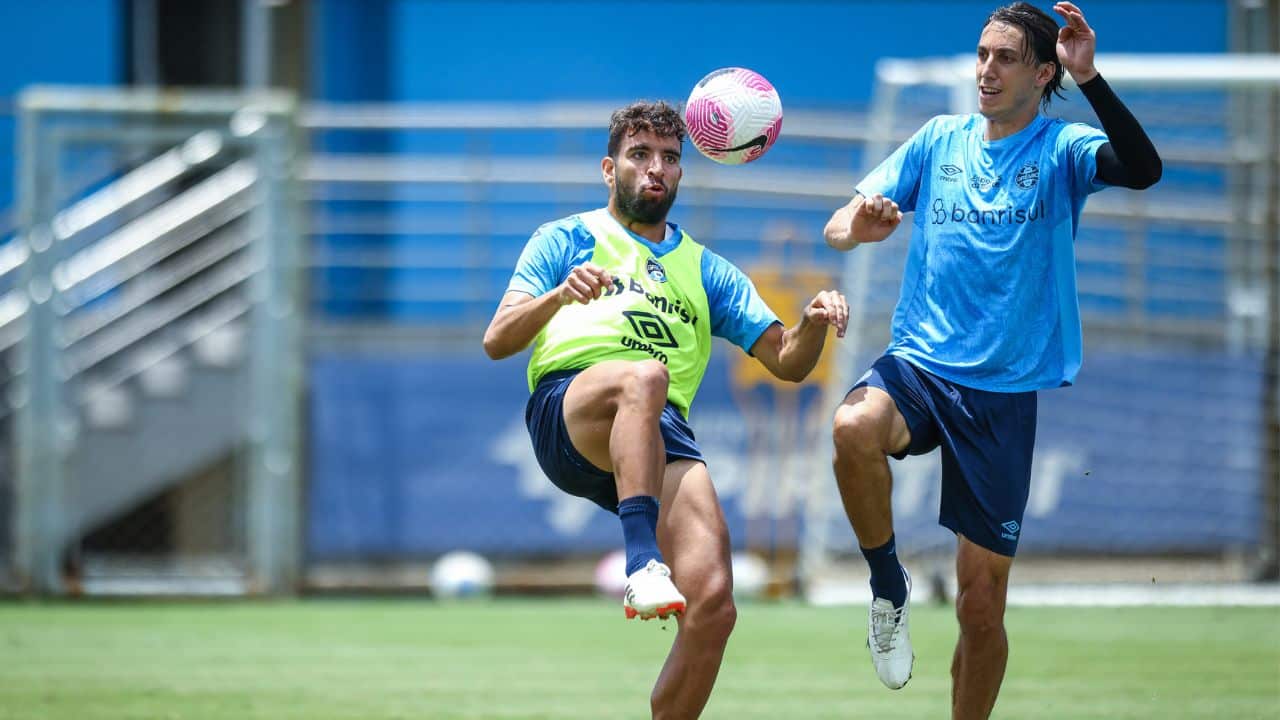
508, 212, 780, 354
857, 113, 1109, 392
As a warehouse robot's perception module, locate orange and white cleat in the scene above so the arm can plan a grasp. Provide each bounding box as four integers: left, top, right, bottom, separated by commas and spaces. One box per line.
623, 559, 686, 620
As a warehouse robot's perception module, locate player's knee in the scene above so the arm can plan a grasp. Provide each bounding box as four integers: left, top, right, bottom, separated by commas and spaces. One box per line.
955, 577, 1006, 635
684, 573, 737, 641
621, 360, 670, 405
832, 404, 888, 457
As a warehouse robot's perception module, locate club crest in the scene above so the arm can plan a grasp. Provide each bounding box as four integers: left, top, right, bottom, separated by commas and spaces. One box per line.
1015, 161, 1040, 189
645, 257, 667, 283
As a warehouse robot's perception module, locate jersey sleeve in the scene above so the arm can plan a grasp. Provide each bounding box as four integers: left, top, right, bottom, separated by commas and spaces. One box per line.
701, 249, 781, 353
854, 116, 938, 213
1058, 121, 1110, 196
506, 219, 582, 297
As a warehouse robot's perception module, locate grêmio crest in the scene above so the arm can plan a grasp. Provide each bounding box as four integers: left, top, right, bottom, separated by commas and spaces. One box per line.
645, 257, 668, 283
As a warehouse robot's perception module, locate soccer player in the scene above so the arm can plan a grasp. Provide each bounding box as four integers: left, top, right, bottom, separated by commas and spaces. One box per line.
484, 100, 848, 718
823, 2, 1161, 717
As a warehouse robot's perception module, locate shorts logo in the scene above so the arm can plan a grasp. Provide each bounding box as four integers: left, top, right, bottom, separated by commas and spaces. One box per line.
645, 257, 667, 283
939, 163, 963, 182
1015, 161, 1039, 189
1000, 520, 1020, 541
622, 310, 677, 348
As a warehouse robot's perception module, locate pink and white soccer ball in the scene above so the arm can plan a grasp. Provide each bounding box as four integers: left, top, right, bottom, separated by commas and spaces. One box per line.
684, 67, 783, 165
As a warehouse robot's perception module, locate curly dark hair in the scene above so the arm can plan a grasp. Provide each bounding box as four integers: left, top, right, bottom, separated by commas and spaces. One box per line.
606, 101, 686, 158
984, 2, 1065, 109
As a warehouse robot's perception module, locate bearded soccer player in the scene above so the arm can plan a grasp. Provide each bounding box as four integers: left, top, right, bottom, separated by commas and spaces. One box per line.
485, 100, 848, 718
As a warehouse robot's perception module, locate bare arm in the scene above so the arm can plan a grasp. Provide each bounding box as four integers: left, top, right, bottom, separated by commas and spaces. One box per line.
823, 193, 904, 252
749, 290, 848, 382
481, 290, 561, 360
482, 262, 613, 360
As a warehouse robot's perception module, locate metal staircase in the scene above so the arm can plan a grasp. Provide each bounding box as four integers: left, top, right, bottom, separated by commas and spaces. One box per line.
8, 88, 304, 594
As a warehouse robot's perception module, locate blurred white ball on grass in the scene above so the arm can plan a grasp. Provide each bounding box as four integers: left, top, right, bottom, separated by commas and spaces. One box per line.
430, 550, 495, 599
593, 548, 628, 599
731, 551, 770, 599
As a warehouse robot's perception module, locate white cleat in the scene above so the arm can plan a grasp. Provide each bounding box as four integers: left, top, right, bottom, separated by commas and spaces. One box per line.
623, 559, 686, 621
867, 569, 914, 690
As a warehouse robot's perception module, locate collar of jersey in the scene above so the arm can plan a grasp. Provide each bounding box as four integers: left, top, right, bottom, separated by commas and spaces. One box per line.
980, 113, 1050, 148
599, 209, 682, 257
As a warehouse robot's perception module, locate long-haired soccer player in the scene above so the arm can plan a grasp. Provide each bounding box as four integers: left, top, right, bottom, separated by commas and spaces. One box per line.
823, 3, 1161, 717
485, 100, 848, 718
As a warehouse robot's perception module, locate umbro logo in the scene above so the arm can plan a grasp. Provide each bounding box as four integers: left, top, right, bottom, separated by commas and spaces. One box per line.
1000, 520, 1020, 541
940, 164, 963, 176
623, 310, 677, 348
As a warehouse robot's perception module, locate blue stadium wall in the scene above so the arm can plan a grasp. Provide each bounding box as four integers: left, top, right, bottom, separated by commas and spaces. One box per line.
0, 1, 123, 220
310, 347, 1266, 559
313, 0, 1226, 104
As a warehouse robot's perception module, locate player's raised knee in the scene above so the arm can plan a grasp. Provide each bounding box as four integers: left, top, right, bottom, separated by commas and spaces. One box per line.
621, 359, 670, 402
832, 403, 889, 456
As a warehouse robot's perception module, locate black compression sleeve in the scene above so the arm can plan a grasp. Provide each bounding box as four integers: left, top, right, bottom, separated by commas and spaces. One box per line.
1078, 73, 1162, 189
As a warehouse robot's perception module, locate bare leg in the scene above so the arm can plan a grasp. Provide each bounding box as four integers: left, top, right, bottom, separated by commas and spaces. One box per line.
951, 534, 1013, 720
562, 359, 670, 498
559, 363, 731, 717
649, 459, 735, 720
831, 386, 911, 547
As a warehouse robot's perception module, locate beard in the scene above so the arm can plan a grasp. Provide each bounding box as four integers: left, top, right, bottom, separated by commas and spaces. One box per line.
613, 181, 677, 225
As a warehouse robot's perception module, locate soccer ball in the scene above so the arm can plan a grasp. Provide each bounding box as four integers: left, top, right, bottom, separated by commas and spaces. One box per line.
731, 551, 769, 599
684, 67, 783, 165
593, 549, 628, 599
430, 550, 495, 599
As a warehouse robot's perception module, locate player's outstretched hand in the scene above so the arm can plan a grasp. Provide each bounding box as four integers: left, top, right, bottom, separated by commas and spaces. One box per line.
1054, 2, 1098, 84
558, 262, 614, 305
852, 193, 903, 244
805, 290, 849, 338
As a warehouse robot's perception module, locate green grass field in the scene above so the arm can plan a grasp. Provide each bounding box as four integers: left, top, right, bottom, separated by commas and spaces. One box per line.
1, 599, 1276, 719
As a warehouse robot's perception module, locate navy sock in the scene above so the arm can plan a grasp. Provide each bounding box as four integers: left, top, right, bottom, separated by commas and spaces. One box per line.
861, 534, 908, 608
618, 495, 663, 576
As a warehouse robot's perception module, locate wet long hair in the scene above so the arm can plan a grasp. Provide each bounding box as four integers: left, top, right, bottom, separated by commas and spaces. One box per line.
984, 2, 1066, 109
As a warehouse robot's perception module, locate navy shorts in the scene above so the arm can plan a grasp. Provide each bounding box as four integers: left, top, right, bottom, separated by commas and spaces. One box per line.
525, 369, 705, 514
854, 354, 1038, 557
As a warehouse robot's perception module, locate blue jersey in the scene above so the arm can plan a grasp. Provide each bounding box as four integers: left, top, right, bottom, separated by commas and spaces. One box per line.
507, 212, 780, 355
857, 113, 1109, 392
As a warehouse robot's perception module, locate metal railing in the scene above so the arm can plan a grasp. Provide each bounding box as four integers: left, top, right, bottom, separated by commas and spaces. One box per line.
10, 87, 303, 594
299, 90, 1250, 348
